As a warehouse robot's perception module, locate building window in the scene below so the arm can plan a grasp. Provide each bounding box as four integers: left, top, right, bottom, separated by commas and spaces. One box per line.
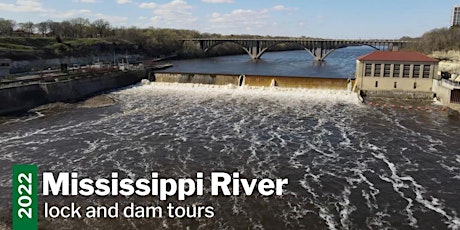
394, 82, 397, 88
375, 81, 379, 88
374, 64, 381, 77
413, 65, 420, 78
403, 65, 411, 78
422, 65, 431, 78
393, 64, 400, 77
383, 64, 391, 77
365, 64, 372, 76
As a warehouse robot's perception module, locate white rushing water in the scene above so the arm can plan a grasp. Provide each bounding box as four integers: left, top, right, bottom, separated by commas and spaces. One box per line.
0, 82, 459, 229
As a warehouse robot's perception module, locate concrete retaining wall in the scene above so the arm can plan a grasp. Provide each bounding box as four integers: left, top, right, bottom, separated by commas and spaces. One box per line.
0, 71, 145, 115
0, 84, 49, 115
434, 79, 460, 105
155, 73, 217, 84
153, 72, 351, 89
436, 85, 451, 104
362, 90, 434, 99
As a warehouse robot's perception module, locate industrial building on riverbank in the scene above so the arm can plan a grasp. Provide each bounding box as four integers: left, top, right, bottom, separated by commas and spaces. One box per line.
354, 50, 460, 110
354, 51, 439, 98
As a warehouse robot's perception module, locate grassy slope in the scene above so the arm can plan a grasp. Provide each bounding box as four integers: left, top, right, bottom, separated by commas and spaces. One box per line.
0, 37, 54, 52
0, 36, 135, 60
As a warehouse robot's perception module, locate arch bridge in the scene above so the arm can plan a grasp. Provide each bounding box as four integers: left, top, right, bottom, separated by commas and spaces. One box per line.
183, 38, 410, 61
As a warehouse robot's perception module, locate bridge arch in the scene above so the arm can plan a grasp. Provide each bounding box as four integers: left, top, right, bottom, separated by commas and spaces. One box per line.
201, 40, 265, 59
256, 41, 381, 61
186, 38, 409, 61
202, 40, 238, 53
309, 43, 381, 61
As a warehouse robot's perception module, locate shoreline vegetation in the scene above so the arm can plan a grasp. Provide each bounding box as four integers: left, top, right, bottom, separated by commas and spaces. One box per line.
1, 17, 460, 65
0, 18, 303, 62
406, 26, 460, 74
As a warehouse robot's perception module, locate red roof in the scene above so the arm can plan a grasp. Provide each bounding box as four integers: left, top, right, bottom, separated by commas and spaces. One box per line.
358, 51, 438, 62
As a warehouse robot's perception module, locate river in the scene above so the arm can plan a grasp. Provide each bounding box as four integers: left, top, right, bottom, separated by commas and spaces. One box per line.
159, 47, 376, 78
0, 49, 459, 229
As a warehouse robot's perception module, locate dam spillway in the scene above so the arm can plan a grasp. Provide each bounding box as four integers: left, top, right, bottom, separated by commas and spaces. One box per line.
152, 72, 353, 90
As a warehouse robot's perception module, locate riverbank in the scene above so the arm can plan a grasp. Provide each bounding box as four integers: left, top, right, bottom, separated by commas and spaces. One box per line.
0, 70, 145, 115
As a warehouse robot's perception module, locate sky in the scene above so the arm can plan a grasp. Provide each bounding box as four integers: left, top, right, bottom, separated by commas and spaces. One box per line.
0, 0, 459, 38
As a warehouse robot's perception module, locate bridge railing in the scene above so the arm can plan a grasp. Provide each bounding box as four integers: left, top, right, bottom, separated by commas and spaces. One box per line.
183, 38, 411, 43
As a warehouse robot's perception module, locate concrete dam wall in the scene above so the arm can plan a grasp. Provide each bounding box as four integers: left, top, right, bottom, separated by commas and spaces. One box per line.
0, 71, 144, 115
1, 71, 350, 115
153, 72, 352, 90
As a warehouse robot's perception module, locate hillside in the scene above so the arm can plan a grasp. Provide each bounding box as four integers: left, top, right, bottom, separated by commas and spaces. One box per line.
406, 26, 460, 53
408, 26, 460, 73
0, 36, 138, 60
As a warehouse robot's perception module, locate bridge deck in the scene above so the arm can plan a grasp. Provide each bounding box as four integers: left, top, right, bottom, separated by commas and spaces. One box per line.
184, 38, 411, 61
184, 38, 408, 43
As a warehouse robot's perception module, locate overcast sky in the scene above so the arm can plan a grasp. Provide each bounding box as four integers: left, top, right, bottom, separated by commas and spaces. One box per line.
0, 0, 458, 38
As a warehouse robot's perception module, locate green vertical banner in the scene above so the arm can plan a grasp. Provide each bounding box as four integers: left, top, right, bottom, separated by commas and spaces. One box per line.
13, 164, 38, 230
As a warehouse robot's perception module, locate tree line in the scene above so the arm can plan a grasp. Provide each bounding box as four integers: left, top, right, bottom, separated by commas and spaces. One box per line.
0, 17, 272, 59
0, 17, 113, 38
5, 17, 457, 60
403, 26, 460, 54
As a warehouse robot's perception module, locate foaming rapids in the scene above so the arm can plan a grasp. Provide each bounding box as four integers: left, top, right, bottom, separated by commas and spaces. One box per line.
133, 82, 362, 103
0, 82, 459, 229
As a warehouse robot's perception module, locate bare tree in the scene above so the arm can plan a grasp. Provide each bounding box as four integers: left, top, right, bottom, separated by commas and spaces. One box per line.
19, 21, 34, 34
0, 19, 15, 36
47, 20, 60, 36
60, 20, 73, 38
69, 17, 90, 38
36, 21, 49, 36
92, 19, 111, 37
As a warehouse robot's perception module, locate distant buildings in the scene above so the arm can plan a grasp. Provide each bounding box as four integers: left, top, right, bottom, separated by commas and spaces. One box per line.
355, 51, 439, 95
11, 29, 33, 37
452, 6, 460, 27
